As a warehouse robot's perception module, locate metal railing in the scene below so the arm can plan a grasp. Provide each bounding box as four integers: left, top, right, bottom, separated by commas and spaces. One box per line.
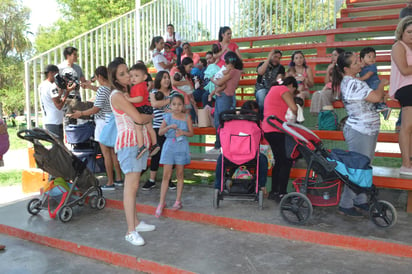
25, 0, 338, 127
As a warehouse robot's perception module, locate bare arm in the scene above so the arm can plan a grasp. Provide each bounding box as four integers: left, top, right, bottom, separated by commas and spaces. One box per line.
149, 92, 171, 108
365, 79, 388, 103
158, 61, 174, 70
125, 94, 144, 104
176, 115, 194, 137
257, 51, 274, 75
358, 71, 374, 81
171, 78, 193, 87
69, 106, 100, 119
325, 63, 334, 84
111, 92, 151, 124
304, 66, 314, 88
281, 91, 298, 115
158, 119, 177, 136
392, 42, 412, 76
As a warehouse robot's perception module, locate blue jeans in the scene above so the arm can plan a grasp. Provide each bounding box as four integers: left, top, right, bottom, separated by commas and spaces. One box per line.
340, 125, 378, 209
45, 124, 63, 142
214, 153, 268, 189
214, 93, 234, 148
176, 47, 183, 66
193, 88, 209, 107
255, 88, 269, 119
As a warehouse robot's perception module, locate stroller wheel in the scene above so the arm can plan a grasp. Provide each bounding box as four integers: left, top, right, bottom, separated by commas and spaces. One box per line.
89, 195, 98, 209
258, 190, 264, 210
369, 200, 397, 229
58, 206, 73, 223
279, 192, 313, 225
96, 197, 106, 210
213, 189, 220, 208
27, 198, 42, 215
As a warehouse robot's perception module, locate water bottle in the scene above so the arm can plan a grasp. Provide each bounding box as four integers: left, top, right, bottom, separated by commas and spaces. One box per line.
323, 192, 330, 200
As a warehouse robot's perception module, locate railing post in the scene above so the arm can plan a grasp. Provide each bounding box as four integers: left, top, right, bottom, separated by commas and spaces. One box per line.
24, 61, 31, 129
135, 0, 141, 62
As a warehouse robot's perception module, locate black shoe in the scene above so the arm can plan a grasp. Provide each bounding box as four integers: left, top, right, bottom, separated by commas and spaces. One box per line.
267, 192, 279, 200
338, 206, 363, 217
168, 180, 177, 190
142, 180, 156, 191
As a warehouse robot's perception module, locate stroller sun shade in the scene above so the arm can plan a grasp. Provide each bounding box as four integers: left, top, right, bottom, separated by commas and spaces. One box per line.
283, 122, 321, 159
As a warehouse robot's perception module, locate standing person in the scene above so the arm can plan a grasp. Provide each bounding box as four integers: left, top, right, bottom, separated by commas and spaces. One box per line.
332, 51, 387, 216
68, 66, 123, 190
155, 94, 194, 217
288, 51, 314, 99
262, 77, 298, 201
39, 65, 72, 142
150, 36, 174, 73
210, 52, 243, 153
255, 49, 285, 117
400, 1, 412, 18
390, 16, 412, 175
214, 26, 242, 68
163, 24, 183, 66
108, 58, 156, 246
0, 119, 9, 167
180, 42, 200, 65
124, 63, 160, 159
141, 71, 178, 191
58, 46, 85, 100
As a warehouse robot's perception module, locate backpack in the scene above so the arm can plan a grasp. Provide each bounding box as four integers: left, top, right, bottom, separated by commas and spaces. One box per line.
318, 110, 338, 130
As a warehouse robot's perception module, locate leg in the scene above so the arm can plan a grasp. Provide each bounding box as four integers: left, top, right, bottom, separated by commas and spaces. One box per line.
258, 153, 268, 189
123, 172, 141, 233
174, 165, 184, 209
399, 107, 412, 168
255, 88, 269, 118
146, 123, 157, 145
214, 94, 234, 148
156, 164, 173, 217
99, 143, 115, 186
214, 154, 223, 189
110, 148, 122, 182
135, 124, 144, 148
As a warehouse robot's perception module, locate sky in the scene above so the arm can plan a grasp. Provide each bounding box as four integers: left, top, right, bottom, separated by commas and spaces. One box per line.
23, 0, 61, 37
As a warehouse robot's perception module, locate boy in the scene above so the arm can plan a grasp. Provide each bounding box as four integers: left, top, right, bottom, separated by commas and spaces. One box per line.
359, 47, 391, 120
124, 63, 160, 159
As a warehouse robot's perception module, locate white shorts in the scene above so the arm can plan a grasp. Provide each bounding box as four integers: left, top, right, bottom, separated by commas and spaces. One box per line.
94, 118, 107, 142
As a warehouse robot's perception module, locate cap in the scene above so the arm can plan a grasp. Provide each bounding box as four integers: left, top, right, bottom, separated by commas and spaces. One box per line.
44, 64, 59, 75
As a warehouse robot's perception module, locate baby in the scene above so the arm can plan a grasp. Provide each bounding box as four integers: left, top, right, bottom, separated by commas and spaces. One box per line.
285, 97, 305, 123
174, 72, 194, 94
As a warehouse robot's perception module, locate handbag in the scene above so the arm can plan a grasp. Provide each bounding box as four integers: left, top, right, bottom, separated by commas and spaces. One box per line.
197, 106, 213, 127
99, 114, 117, 147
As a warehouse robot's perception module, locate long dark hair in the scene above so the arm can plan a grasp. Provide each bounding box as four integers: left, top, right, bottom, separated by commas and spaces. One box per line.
154, 71, 172, 90
218, 26, 231, 42
108, 58, 129, 92
332, 51, 355, 93
289, 51, 307, 68
272, 76, 298, 89
149, 36, 163, 51
177, 57, 194, 79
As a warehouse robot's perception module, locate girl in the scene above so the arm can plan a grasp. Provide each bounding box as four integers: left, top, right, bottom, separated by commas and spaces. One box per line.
155, 94, 194, 217
108, 58, 156, 246
288, 51, 314, 99
150, 36, 174, 72
332, 51, 387, 216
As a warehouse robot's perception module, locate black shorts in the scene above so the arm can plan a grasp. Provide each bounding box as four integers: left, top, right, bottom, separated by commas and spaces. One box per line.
136, 105, 153, 115
395, 84, 412, 107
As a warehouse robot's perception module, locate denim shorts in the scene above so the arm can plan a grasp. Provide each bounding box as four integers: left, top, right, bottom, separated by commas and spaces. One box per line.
116, 146, 148, 174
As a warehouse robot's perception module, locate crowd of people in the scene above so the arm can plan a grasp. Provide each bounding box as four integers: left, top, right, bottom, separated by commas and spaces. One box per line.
32, 7, 412, 246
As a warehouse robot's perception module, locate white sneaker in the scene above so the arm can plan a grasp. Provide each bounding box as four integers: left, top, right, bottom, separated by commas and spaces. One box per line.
125, 231, 145, 246
135, 221, 156, 232
207, 148, 221, 154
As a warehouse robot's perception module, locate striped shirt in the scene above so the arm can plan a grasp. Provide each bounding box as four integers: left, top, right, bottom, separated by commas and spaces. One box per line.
151, 89, 177, 128
93, 85, 112, 120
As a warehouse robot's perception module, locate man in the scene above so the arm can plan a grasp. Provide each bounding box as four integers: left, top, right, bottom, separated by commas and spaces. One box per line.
400, 0, 412, 18
163, 24, 183, 65
58, 46, 86, 100
255, 50, 285, 117
39, 65, 71, 141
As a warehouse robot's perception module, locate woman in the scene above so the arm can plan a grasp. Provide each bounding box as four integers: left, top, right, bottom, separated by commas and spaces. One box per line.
332, 51, 387, 216
108, 58, 156, 246
215, 26, 242, 67
69, 66, 122, 190
170, 57, 197, 121
181, 42, 200, 65
150, 36, 174, 72
310, 48, 345, 116
141, 71, 178, 191
288, 51, 314, 99
390, 16, 412, 176
262, 77, 298, 201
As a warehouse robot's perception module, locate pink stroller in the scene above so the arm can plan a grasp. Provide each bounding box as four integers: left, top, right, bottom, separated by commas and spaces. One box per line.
213, 110, 264, 209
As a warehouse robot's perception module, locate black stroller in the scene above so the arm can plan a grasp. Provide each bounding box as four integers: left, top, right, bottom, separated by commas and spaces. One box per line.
18, 128, 106, 223
266, 115, 397, 229
213, 110, 265, 209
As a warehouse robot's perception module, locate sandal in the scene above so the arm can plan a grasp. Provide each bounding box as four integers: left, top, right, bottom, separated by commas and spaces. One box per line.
149, 144, 161, 157
155, 202, 166, 218
136, 145, 148, 159
171, 201, 182, 211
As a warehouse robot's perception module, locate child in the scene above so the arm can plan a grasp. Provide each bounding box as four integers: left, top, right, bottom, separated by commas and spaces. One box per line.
285, 96, 305, 123
359, 47, 391, 120
124, 63, 160, 159
163, 42, 176, 64
207, 43, 230, 102
173, 71, 194, 94
155, 94, 194, 217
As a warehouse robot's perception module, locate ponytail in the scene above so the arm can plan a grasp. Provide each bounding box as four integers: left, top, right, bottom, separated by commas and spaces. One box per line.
332, 51, 354, 94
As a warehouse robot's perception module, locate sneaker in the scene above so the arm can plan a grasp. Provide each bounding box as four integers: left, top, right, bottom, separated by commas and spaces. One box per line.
207, 147, 221, 154
400, 166, 412, 176
136, 145, 148, 159
149, 144, 161, 157
135, 221, 156, 232
338, 206, 363, 217
168, 180, 177, 190
114, 180, 124, 187
142, 180, 156, 190
125, 231, 145, 246
101, 184, 115, 191
381, 108, 391, 120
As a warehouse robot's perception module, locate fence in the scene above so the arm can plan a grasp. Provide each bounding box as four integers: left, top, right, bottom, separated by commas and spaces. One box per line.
24, 0, 341, 127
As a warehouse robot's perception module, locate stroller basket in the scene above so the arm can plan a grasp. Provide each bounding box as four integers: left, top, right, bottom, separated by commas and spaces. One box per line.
65, 121, 95, 144
293, 178, 342, 207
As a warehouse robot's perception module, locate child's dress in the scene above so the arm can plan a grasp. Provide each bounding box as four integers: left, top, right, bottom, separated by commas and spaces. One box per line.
159, 113, 191, 165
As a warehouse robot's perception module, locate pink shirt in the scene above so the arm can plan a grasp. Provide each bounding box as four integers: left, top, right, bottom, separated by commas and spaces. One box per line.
217, 42, 239, 67
390, 40, 412, 98
223, 69, 242, 96
262, 85, 290, 133
130, 82, 150, 108
181, 53, 200, 65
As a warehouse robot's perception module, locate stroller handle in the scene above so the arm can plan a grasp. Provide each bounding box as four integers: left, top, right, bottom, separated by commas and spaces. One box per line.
17, 128, 57, 144
266, 115, 285, 132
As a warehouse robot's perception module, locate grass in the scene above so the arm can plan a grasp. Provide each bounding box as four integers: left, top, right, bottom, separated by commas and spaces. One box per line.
5, 124, 30, 150
0, 169, 22, 187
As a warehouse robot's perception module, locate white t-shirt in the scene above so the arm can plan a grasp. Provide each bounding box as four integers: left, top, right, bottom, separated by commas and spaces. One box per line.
39, 80, 64, 125
152, 49, 170, 72
341, 76, 379, 135
163, 32, 182, 45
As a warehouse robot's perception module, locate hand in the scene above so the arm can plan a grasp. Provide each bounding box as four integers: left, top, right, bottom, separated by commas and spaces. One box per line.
123, 93, 131, 99
380, 79, 389, 86
295, 74, 305, 82
66, 82, 77, 92
169, 124, 178, 130
208, 94, 212, 102
175, 128, 184, 137
67, 110, 82, 119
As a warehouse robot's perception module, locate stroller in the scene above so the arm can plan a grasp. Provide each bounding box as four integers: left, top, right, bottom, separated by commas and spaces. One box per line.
266, 115, 397, 229
18, 128, 106, 223
213, 110, 264, 209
